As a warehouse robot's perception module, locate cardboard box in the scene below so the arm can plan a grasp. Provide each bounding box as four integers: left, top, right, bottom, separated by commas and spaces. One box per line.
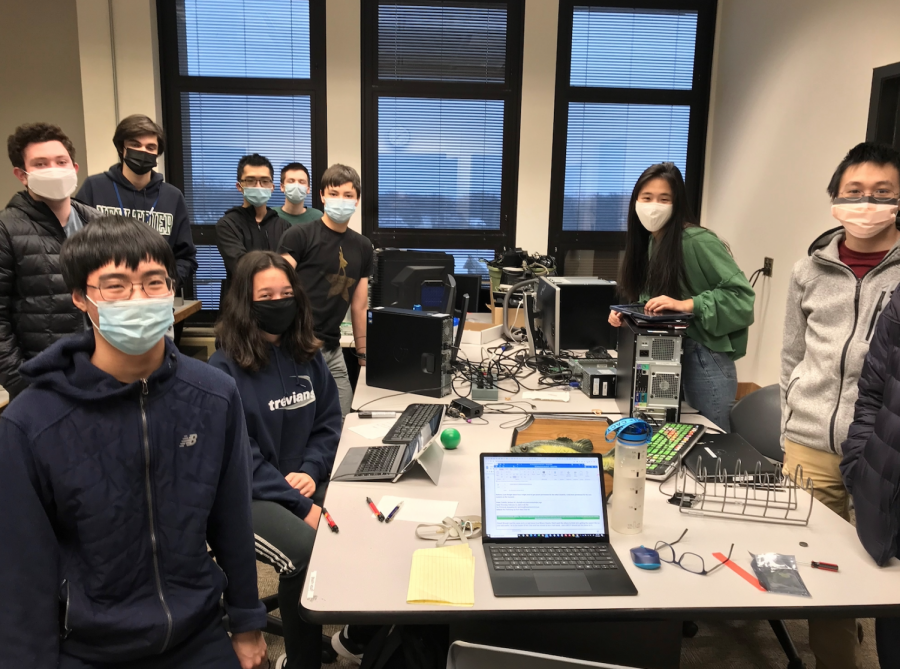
490, 300, 526, 327
460, 321, 504, 345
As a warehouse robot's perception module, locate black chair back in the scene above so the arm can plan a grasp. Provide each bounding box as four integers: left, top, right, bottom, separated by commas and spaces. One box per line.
729, 384, 783, 463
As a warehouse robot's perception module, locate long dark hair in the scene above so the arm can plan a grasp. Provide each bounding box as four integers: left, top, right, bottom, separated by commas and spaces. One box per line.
216, 251, 321, 371
619, 162, 699, 302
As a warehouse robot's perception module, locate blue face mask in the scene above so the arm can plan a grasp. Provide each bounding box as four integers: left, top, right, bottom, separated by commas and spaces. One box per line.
87, 295, 174, 355
324, 198, 357, 224
284, 183, 308, 205
243, 186, 273, 207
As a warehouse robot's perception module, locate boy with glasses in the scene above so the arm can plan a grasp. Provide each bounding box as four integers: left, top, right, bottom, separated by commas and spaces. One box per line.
0, 215, 268, 668
781, 141, 900, 669
216, 154, 290, 301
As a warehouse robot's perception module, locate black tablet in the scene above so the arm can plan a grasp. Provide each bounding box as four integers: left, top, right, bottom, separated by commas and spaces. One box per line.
611, 303, 694, 322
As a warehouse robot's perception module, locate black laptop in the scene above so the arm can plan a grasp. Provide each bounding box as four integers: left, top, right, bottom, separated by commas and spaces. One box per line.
682, 432, 780, 481
480, 453, 637, 597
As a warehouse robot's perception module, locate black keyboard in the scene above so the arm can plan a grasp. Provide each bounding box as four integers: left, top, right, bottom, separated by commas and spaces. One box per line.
383, 404, 444, 445
488, 545, 617, 571
355, 445, 402, 476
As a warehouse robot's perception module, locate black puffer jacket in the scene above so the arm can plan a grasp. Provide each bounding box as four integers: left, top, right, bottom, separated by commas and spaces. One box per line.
0, 191, 100, 398
841, 287, 900, 566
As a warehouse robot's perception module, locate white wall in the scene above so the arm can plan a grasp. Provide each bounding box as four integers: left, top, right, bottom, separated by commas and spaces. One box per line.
702, 0, 900, 387
0, 0, 87, 204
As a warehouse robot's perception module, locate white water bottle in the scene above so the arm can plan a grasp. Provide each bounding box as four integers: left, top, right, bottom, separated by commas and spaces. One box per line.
606, 418, 651, 535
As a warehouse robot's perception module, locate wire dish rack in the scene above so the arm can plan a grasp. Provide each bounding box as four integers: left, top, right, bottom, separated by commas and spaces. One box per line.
673, 456, 815, 527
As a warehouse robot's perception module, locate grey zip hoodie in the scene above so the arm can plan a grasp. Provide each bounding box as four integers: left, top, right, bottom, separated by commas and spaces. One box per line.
781, 227, 900, 455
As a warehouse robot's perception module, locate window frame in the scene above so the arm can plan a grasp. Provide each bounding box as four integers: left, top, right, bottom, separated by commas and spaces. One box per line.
360, 0, 526, 256
156, 0, 328, 322
866, 61, 900, 152
547, 0, 717, 273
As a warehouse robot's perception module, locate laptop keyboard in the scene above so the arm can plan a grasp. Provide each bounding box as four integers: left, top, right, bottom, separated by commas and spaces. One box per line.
383, 404, 443, 444
355, 445, 402, 476
488, 545, 618, 571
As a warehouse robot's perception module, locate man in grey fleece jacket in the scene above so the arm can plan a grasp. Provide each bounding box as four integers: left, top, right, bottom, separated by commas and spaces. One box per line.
781, 141, 900, 669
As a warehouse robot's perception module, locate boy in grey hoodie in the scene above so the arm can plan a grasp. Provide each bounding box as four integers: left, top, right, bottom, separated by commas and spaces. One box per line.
781, 141, 900, 669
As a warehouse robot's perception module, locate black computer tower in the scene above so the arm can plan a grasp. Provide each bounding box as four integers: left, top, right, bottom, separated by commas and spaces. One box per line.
366, 307, 453, 398
615, 318, 684, 423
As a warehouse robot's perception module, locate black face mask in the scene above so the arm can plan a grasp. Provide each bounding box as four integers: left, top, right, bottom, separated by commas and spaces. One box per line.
123, 148, 158, 175
252, 297, 298, 335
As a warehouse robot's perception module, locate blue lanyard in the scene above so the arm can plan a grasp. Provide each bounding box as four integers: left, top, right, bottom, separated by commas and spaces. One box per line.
113, 182, 159, 223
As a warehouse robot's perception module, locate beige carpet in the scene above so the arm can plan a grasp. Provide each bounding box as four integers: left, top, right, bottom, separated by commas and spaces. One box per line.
258, 561, 881, 667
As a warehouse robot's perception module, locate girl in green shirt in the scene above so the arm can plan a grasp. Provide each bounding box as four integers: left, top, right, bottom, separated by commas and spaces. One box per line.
608, 163, 755, 430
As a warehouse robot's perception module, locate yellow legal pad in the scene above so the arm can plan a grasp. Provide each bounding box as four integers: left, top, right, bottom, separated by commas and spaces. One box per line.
407, 544, 475, 607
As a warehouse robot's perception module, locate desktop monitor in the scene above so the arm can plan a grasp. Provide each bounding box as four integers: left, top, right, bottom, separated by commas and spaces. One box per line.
534, 277, 618, 355
370, 249, 455, 310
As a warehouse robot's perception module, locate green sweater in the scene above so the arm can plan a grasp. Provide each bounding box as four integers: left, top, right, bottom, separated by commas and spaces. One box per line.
645, 227, 755, 360
273, 205, 323, 226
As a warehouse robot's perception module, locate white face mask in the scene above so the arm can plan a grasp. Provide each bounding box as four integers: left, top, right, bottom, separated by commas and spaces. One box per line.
831, 199, 899, 239
26, 167, 78, 201
635, 201, 673, 232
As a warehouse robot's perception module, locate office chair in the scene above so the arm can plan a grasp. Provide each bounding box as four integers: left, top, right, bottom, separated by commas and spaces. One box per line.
446, 641, 641, 669
730, 384, 806, 669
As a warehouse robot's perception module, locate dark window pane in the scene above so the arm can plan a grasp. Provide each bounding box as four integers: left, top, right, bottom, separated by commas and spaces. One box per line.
378, 2, 507, 83
406, 248, 492, 275
177, 0, 310, 78
377, 97, 504, 231
570, 7, 697, 90
179, 92, 312, 226
562, 103, 689, 232
195, 244, 226, 310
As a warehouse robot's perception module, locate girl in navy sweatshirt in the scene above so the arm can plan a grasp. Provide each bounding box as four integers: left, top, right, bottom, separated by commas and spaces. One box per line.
210, 250, 341, 669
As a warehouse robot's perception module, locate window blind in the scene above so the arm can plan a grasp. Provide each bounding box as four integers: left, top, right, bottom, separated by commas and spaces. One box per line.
194, 244, 227, 310
377, 97, 504, 231
562, 103, 690, 232
180, 92, 313, 226
177, 0, 310, 78
570, 7, 698, 89
377, 2, 507, 83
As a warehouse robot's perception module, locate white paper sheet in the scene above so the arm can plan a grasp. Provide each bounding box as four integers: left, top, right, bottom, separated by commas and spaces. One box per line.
348, 420, 396, 440
523, 390, 571, 402
377, 495, 459, 524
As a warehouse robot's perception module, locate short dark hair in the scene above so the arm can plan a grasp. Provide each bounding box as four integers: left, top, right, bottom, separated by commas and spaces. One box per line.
827, 142, 900, 199
7, 122, 76, 169
321, 163, 361, 198
60, 215, 176, 294
112, 114, 166, 156
280, 162, 310, 184
237, 154, 274, 182
215, 251, 321, 371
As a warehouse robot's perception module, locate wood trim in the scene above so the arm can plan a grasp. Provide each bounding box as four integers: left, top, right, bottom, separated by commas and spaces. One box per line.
735, 382, 761, 401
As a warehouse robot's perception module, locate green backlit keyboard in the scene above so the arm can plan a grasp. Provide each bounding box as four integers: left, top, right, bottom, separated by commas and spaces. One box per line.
646, 423, 706, 481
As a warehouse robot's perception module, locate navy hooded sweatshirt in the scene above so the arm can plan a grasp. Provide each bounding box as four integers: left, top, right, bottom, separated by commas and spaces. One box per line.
76, 164, 198, 287
0, 332, 266, 665
209, 344, 341, 519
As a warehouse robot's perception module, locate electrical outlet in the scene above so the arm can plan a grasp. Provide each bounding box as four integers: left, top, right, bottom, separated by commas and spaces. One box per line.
763, 257, 774, 277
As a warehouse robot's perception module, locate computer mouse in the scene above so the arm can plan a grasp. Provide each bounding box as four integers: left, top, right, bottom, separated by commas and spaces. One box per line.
630, 546, 661, 570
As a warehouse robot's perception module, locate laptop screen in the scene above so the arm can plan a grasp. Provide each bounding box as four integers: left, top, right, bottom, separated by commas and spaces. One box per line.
482, 455, 607, 540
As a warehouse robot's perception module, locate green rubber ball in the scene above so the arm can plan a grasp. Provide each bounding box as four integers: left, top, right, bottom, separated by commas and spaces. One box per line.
441, 428, 461, 450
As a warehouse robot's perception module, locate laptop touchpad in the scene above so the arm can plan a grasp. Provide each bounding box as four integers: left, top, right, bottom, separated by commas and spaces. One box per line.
535, 572, 591, 592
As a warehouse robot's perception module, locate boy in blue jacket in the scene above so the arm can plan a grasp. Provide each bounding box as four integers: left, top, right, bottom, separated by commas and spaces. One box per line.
0, 215, 267, 668
76, 114, 197, 291
210, 250, 342, 669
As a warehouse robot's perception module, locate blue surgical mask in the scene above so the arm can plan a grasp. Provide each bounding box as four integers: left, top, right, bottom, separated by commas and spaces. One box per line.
243, 186, 273, 207
324, 198, 357, 224
87, 295, 174, 355
284, 183, 308, 205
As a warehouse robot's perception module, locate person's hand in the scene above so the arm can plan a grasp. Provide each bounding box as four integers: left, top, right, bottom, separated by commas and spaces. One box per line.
304, 504, 322, 530
608, 310, 623, 327
644, 296, 693, 314
286, 472, 316, 497
232, 630, 267, 669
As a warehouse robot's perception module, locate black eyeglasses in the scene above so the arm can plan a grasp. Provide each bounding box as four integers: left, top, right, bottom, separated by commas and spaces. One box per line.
654, 528, 733, 576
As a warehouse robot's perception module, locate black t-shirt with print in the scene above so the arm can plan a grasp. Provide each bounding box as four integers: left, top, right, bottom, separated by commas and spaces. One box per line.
278, 220, 373, 349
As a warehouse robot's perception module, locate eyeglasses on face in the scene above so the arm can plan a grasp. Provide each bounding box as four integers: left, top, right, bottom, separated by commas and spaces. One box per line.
87, 276, 174, 301
240, 178, 274, 188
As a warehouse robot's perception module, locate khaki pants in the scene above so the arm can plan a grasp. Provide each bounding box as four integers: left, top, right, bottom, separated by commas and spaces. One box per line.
783, 439, 859, 669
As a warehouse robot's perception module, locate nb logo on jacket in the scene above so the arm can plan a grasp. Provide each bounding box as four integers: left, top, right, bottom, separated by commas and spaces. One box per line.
179, 434, 198, 448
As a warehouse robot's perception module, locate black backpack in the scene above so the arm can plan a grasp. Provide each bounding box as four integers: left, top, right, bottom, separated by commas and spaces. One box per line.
358, 625, 449, 669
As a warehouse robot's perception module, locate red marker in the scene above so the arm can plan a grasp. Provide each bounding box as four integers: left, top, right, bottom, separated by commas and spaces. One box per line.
323, 508, 339, 533
366, 497, 385, 522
